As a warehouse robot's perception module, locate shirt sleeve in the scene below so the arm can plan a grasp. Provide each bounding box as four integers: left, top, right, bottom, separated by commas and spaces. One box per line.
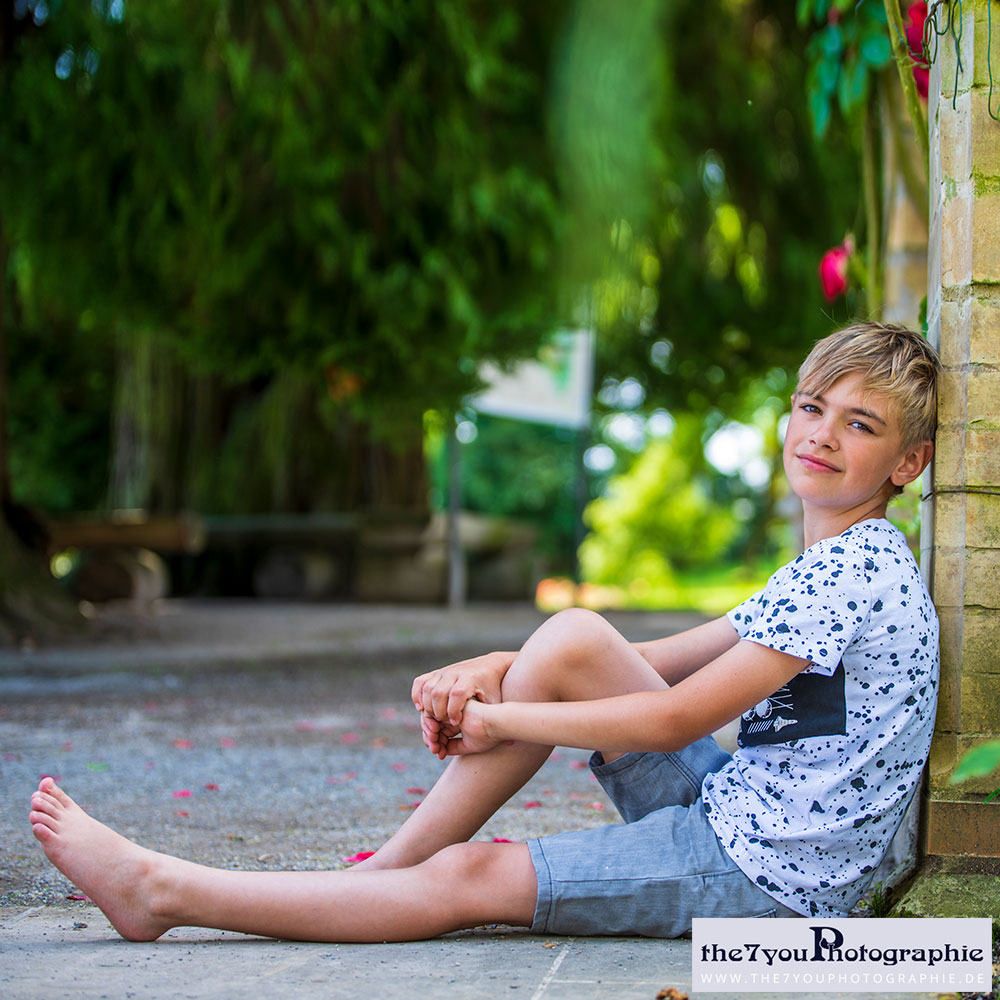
729, 543, 872, 677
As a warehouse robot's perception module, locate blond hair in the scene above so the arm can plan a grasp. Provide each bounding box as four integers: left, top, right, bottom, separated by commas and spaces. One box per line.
796, 322, 940, 450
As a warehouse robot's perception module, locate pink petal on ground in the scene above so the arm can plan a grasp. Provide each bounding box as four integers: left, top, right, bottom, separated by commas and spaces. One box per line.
325, 770, 358, 785
391, 762, 407, 771
174, 810, 189, 817
204, 783, 220, 791
145, 761, 156, 769
585, 802, 606, 810
550, 752, 563, 762
492, 838, 515, 843
405, 787, 428, 795
569, 760, 588, 770
380, 707, 397, 720
369, 737, 388, 749
66, 894, 90, 901
4, 753, 20, 762
220, 737, 236, 748
340, 732, 360, 744
543, 790, 555, 795
173, 739, 193, 750
523, 801, 542, 809
172, 789, 192, 798
341, 851, 375, 864
60, 742, 74, 752
398, 801, 422, 810
294, 721, 316, 732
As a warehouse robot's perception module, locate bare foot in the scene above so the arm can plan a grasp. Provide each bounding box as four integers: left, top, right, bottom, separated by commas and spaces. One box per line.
29, 777, 172, 941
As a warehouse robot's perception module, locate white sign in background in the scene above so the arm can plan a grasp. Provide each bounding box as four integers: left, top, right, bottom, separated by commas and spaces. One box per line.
472, 329, 594, 429
692, 917, 992, 993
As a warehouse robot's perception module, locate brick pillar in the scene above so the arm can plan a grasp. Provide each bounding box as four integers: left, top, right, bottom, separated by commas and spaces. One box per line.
923, 0, 1000, 858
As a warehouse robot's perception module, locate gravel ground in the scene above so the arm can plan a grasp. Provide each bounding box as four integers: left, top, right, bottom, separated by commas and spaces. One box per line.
0, 601, 713, 907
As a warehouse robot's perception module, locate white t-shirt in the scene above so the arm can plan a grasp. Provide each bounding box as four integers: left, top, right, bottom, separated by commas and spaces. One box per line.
701, 518, 939, 917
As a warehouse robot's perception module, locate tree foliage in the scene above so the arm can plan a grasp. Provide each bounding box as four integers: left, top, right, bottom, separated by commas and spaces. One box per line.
1, 1, 569, 441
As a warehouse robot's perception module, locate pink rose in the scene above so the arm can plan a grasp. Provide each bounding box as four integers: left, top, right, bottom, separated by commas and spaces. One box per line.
818, 238, 853, 301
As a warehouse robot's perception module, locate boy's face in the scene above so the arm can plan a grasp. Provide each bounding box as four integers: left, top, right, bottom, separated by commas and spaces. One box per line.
783, 372, 931, 520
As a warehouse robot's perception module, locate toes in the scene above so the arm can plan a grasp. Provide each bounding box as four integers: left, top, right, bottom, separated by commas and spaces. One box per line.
31, 790, 60, 814
45, 780, 73, 807
30, 812, 57, 840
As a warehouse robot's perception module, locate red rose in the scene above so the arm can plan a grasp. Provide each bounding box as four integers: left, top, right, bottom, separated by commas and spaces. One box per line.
818, 239, 853, 301
905, 2, 929, 99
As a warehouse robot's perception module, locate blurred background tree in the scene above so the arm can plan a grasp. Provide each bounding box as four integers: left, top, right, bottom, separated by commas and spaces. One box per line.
0, 0, 898, 635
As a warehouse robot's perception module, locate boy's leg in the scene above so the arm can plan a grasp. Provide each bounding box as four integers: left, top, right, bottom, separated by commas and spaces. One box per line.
30, 778, 536, 943
359, 609, 669, 871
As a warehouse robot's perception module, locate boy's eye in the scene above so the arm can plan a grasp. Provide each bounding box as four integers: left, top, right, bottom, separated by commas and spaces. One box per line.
850, 421, 874, 434
800, 403, 821, 414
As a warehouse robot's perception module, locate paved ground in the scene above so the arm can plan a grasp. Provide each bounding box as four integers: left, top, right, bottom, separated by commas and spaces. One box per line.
0, 600, 949, 999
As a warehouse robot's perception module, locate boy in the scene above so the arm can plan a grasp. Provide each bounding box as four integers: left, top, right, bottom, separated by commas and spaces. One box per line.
29, 322, 940, 942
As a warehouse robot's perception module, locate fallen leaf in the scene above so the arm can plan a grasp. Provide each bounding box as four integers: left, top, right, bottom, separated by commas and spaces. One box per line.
656, 989, 689, 1000
341, 851, 375, 864
66, 894, 90, 901
86, 763, 108, 772
543, 941, 557, 949
204, 783, 220, 791
370, 737, 388, 748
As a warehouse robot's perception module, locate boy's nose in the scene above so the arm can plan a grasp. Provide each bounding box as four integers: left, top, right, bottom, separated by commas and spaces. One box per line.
809, 423, 839, 449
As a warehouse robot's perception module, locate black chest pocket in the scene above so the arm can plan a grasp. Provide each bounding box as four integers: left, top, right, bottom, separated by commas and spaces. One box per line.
738, 662, 847, 747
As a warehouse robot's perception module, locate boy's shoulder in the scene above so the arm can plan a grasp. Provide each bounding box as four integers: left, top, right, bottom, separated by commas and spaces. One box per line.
783, 518, 914, 584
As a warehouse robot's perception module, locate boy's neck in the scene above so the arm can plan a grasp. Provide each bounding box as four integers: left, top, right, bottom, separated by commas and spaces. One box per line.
800, 497, 889, 550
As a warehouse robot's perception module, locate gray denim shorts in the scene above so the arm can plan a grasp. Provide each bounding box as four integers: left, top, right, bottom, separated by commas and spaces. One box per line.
526, 736, 798, 937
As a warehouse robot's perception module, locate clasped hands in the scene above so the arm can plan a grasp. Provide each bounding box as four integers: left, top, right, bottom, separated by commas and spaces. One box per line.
410, 651, 515, 759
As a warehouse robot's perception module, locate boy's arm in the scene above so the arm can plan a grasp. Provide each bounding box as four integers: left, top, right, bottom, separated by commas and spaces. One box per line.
631, 615, 741, 686
448, 639, 808, 757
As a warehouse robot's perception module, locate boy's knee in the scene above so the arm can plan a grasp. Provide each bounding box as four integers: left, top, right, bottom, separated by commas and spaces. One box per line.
539, 607, 612, 655
423, 841, 519, 884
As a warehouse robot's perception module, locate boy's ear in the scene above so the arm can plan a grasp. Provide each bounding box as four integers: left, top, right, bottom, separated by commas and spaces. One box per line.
890, 440, 934, 487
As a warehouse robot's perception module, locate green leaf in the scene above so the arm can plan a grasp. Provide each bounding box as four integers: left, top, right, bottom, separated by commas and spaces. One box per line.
809, 86, 832, 138
950, 741, 1000, 784
817, 55, 840, 95
820, 24, 843, 58
837, 56, 869, 115
860, 32, 892, 68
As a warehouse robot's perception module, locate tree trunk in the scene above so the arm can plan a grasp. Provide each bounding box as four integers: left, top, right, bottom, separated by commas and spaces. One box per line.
0, 223, 82, 646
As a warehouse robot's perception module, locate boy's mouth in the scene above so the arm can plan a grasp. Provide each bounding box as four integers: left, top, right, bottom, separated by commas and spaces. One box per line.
797, 453, 840, 472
